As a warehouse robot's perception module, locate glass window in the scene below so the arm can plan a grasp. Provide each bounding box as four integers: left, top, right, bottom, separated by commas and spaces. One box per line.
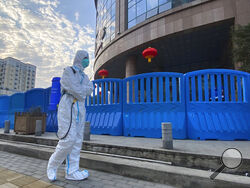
128, 19, 136, 29
159, 0, 168, 5
136, 0, 146, 16
107, 0, 111, 9
136, 13, 146, 24
127, 0, 195, 29
106, 9, 111, 22
147, 0, 158, 10
147, 7, 158, 18
159, 2, 172, 13
111, 3, 116, 18
110, 21, 115, 37
173, 0, 189, 8
128, 0, 136, 8
111, 14, 115, 22
96, 0, 116, 50
111, 33, 115, 40
128, 5, 136, 22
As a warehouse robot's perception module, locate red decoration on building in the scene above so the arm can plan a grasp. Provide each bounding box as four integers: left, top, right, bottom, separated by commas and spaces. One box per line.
98, 69, 109, 79
142, 47, 158, 63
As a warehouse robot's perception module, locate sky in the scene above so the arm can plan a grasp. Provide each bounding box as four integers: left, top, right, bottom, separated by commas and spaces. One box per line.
0, 0, 96, 88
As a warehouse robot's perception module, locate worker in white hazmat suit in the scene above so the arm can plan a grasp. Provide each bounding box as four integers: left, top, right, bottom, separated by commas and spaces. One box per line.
47, 50, 93, 181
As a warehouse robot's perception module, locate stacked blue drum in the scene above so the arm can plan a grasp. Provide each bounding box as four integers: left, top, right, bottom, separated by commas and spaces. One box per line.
49, 77, 61, 111
24, 88, 46, 112
9, 93, 25, 129
46, 77, 61, 132
0, 96, 10, 128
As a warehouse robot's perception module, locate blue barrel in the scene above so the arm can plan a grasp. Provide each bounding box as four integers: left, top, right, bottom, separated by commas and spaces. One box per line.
49, 77, 61, 110
44, 87, 51, 113
46, 110, 58, 132
0, 95, 10, 128
9, 93, 25, 129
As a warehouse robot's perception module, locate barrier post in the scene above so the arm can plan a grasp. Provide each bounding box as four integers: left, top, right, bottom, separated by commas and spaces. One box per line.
84, 121, 90, 141
162, 122, 173, 149
4, 120, 10, 133
35, 120, 42, 136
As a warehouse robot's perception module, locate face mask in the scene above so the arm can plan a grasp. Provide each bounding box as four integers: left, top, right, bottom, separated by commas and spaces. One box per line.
81, 58, 89, 68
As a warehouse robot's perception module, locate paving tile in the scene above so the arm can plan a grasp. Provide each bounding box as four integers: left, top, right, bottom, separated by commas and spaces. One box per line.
77, 183, 94, 188
64, 183, 77, 188
0, 183, 19, 188
7, 174, 25, 182
113, 183, 133, 188
48, 185, 62, 188
51, 180, 66, 187
0, 179, 6, 185
23, 171, 35, 176
10, 175, 38, 186
32, 174, 45, 179
22, 180, 51, 188
40, 177, 52, 184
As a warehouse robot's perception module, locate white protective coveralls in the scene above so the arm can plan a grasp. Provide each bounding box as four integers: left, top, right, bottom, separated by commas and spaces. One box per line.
47, 50, 93, 181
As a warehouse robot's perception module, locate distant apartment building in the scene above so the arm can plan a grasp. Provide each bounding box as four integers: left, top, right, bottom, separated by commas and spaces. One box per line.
0, 57, 36, 95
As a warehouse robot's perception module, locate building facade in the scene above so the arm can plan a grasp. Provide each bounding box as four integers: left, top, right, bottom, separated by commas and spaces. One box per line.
94, 0, 250, 79
0, 57, 36, 95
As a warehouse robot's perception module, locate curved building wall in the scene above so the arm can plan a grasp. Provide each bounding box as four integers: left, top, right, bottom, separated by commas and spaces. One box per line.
94, 0, 250, 79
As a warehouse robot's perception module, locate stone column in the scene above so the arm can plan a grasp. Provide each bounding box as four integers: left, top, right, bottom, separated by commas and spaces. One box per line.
125, 55, 137, 78
125, 56, 137, 103
235, 0, 250, 26
117, 0, 128, 34
234, 0, 250, 70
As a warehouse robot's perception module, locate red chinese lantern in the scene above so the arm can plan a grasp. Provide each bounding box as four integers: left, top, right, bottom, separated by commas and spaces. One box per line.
142, 47, 158, 63
98, 69, 109, 79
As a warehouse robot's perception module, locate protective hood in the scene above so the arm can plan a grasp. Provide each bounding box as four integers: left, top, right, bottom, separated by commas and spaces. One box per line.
73, 50, 89, 71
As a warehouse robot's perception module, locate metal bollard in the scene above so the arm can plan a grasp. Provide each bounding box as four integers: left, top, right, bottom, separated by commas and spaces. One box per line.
4, 120, 10, 133
162, 122, 173, 149
84, 121, 90, 141
35, 120, 42, 136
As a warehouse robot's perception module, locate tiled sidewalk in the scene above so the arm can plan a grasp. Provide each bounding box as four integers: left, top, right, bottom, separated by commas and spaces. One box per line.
0, 167, 60, 188
0, 151, 172, 188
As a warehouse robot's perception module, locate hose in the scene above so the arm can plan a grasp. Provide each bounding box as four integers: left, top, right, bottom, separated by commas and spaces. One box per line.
56, 99, 77, 140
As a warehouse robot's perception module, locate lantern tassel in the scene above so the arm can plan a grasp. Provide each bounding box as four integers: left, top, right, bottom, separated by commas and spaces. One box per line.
148, 58, 151, 63
102, 76, 105, 79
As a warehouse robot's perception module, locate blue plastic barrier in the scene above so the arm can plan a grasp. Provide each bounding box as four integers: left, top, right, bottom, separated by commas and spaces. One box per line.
86, 79, 123, 136
123, 72, 186, 139
2, 68, 248, 141
24, 88, 46, 112
185, 69, 250, 140
0, 96, 10, 128
46, 110, 58, 132
248, 74, 250, 103
49, 77, 61, 111
9, 93, 25, 129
